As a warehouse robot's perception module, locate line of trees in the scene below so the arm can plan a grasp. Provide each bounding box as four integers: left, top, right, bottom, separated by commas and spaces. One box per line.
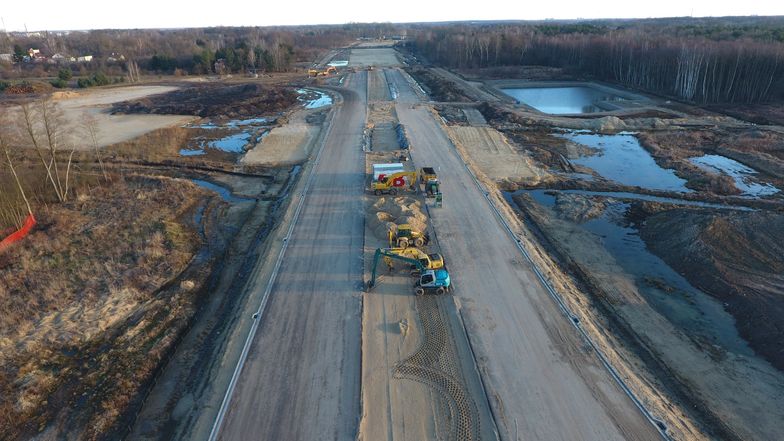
1, 23, 399, 80
410, 23, 784, 104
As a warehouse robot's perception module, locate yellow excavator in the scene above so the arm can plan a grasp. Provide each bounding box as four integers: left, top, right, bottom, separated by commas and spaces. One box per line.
388, 224, 430, 248
372, 171, 417, 195
308, 66, 338, 77
382, 247, 444, 274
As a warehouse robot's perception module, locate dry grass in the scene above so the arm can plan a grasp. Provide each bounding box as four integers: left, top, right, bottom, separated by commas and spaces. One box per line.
0, 173, 208, 440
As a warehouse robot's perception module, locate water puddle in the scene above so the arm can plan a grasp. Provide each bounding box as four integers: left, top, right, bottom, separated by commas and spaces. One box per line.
181, 117, 271, 157
225, 117, 269, 128
690, 154, 779, 197
560, 131, 690, 192
191, 179, 254, 204
297, 88, 332, 109
207, 132, 253, 153
517, 189, 752, 211
501, 86, 625, 114
513, 189, 754, 356
179, 148, 205, 156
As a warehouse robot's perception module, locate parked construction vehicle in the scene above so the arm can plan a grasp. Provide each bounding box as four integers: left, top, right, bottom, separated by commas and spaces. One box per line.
419, 167, 437, 183
382, 247, 444, 273
372, 171, 417, 195
415, 269, 452, 296
419, 166, 441, 198
388, 224, 430, 248
367, 248, 451, 295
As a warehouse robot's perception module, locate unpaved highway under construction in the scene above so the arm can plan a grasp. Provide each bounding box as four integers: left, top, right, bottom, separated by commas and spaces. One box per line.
209, 48, 661, 441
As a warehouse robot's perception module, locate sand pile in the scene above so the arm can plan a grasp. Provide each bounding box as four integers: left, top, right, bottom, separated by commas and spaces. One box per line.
369, 196, 428, 240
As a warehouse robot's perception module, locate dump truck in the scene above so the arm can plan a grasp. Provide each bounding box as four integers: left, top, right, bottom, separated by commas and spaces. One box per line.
372, 171, 417, 195
419, 167, 437, 183
388, 224, 430, 248
367, 248, 451, 295
419, 166, 441, 198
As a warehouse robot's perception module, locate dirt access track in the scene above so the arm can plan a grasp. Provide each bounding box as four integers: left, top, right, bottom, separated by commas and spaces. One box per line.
202, 46, 661, 441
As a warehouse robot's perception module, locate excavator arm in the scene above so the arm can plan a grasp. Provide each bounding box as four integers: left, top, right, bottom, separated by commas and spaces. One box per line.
367, 248, 426, 291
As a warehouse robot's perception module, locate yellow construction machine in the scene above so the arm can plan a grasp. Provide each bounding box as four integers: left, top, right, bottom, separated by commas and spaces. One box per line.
372, 171, 417, 195
388, 224, 430, 248
308, 66, 338, 77
382, 247, 444, 273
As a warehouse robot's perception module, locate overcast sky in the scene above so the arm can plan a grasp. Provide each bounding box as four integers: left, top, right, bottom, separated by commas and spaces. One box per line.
2, 0, 782, 31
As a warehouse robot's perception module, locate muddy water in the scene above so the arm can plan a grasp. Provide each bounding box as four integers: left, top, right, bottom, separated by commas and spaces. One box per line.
560, 131, 690, 192
513, 189, 755, 356
690, 154, 780, 196
501, 86, 624, 114
191, 179, 255, 204
181, 118, 271, 156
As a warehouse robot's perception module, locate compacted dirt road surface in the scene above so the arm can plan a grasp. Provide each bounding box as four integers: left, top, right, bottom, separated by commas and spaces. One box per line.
216, 73, 367, 440
386, 66, 662, 440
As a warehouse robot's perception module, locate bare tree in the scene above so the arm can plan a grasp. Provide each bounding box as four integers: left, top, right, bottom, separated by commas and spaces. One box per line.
19, 95, 77, 202
81, 114, 109, 181
0, 121, 33, 228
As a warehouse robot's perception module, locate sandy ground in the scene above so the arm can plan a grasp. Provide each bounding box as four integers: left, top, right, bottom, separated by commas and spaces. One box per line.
359, 151, 496, 441
241, 108, 322, 166
350, 48, 402, 67
9, 85, 196, 149
216, 73, 367, 441
385, 65, 661, 440
446, 125, 548, 184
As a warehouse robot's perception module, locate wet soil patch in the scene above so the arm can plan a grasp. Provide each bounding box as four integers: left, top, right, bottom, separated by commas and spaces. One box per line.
111, 83, 298, 119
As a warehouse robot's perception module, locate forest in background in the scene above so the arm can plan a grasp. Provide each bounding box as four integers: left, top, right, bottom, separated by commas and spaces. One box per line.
0, 23, 397, 81
408, 17, 784, 103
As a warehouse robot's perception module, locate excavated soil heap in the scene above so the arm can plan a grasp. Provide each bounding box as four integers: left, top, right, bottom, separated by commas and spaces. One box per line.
368, 196, 428, 240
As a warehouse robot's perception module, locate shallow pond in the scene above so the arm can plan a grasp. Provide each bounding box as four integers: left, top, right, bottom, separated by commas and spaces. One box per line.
297, 88, 332, 109
560, 131, 690, 192
208, 132, 253, 153
501, 86, 624, 114
516, 189, 755, 356
690, 154, 779, 197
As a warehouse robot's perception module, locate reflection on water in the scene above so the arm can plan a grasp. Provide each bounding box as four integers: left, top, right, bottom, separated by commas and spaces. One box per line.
560, 131, 690, 192
501, 86, 624, 114
691, 154, 779, 197
297, 88, 332, 109
513, 189, 754, 356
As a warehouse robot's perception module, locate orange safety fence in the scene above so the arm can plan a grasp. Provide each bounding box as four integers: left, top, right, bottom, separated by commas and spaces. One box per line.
0, 214, 36, 253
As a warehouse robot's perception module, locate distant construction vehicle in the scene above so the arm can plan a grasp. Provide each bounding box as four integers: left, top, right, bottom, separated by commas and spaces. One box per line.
308, 66, 338, 77
367, 248, 452, 295
389, 224, 430, 248
372, 171, 417, 195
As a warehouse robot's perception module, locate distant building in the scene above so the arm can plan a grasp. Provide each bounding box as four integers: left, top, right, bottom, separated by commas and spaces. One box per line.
51, 53, 68, 63
28, 48, 42, 58
106, 53, 125, 63
0, 54, 13, 63
77, 55, 93, 63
